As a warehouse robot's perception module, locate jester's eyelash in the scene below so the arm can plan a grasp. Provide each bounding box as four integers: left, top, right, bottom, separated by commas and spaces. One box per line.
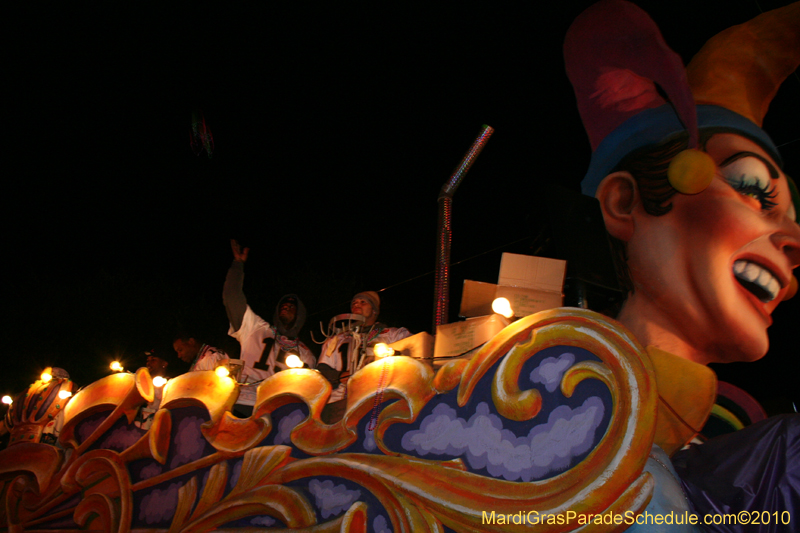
729, 175, 778, 211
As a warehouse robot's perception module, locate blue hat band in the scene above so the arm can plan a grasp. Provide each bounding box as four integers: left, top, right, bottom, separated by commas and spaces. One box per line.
581, 105, 780, 197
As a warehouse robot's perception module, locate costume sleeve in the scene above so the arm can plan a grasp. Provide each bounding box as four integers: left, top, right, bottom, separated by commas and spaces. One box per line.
223, 260, 247, 332
317, 335, 344, 371
363, 327, 411, 358
192, 347, 229, 372
229, 306, 271, 344
382, 327, 411, 344
316, 363, 341, 387
299, 342, 316, 369
193, 356, 216, 371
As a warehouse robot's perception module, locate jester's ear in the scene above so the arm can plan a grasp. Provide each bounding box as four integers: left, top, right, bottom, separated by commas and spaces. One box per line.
596, 171, 638, 243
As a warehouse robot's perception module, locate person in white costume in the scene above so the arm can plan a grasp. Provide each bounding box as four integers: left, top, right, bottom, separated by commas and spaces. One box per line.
316, 291, 410, 406
224, 240, 316, 408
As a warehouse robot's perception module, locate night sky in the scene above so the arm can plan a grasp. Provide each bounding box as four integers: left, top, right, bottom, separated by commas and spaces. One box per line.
5, 1, 798, 414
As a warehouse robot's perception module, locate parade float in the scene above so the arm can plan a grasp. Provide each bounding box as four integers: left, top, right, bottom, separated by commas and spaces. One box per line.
1, 307, 658, 532
3, 1, 799, 531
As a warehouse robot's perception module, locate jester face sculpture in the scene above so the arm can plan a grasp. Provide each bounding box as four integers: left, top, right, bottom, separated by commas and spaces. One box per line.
566, 0, 800, 365
599, 132, 799, 365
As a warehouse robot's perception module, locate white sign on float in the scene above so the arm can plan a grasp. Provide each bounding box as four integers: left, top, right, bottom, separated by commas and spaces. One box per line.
459, 253, 567, 320
496, 253, 566, 317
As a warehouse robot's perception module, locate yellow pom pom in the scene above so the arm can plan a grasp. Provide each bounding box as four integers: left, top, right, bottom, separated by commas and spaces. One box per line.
667, 148, 716, 194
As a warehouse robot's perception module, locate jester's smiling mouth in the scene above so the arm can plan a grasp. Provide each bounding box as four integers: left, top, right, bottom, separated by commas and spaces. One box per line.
733, 260, 781, 303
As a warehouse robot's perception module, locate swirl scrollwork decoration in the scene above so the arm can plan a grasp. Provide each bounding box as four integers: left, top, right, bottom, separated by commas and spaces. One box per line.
1, 308, 658, 533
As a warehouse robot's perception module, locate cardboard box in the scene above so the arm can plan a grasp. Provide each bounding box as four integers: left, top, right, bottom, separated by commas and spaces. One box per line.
459, 279, 497, 318
494, 284, 564, 318
498, 253, 566, 292
434, 314, 509, 358
458, 254, 566, 319
389, 331, 434, 359
497, 253, 566, 317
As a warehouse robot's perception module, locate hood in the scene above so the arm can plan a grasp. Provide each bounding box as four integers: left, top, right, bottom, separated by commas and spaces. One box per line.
273, 293, 306, 338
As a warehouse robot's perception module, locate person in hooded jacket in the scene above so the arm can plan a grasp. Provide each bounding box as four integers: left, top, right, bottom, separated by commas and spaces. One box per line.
223, 240, 316, 408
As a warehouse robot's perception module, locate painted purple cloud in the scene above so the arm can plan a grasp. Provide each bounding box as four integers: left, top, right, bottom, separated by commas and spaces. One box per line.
401, 398, 605, 481
99, 425, 142, 451
530, 352, 575, 392
373, 514, 392, 533
308, 479, 362, 519
229, 458, 241, 490
249, 515, 276, 526
138, 482, 179, 524
169, 416, 206, 469
273, 409, 305, 445
76, 413, 106, 443
139, 463, 162, 480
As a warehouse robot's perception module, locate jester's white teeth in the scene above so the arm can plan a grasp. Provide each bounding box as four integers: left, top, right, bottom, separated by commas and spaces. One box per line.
733, 260, 781, 303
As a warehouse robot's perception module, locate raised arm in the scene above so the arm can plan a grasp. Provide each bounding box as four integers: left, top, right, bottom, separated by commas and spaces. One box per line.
223, 239, 250, 332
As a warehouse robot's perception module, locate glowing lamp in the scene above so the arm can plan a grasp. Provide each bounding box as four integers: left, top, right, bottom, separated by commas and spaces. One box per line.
492, 297, 514, 319
58, 390, 72, 400
41, 370, 53, 383
373, 343, 395, 358
110, 361, 124, 372
153, 376, 168, 387
215, 365, 230, 378
2, 395, 12, 405
285, 354, 303, 368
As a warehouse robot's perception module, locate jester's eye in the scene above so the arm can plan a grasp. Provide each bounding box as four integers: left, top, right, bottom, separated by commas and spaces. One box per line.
721, 157, 777, 211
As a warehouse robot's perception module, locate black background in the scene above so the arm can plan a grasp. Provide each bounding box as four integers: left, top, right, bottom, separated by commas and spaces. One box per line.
4, 1, 798, 414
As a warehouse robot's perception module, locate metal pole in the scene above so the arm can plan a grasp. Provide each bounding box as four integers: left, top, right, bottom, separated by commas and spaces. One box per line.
433, 125, 494, 332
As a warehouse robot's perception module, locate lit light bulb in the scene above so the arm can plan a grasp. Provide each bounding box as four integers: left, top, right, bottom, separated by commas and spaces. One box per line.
373, 343, 395, 358
41, 371, 53, 383
110, 361, 124, 372
492, 297, 514, 319
285, 354, 303, 368
58, 390, 72, 399
153, 376, 168, 387
1, 395, 12, 405
215, 365, 230, 378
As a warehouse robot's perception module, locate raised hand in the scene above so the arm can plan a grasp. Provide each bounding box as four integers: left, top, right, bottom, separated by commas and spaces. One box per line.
231, 239, 250, 263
